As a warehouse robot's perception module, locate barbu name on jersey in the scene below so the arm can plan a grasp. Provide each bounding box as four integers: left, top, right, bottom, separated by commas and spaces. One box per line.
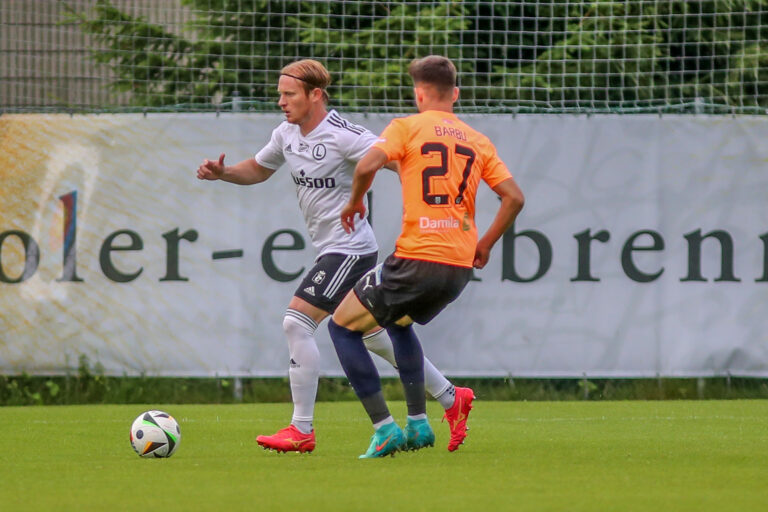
433, 125, 468, 141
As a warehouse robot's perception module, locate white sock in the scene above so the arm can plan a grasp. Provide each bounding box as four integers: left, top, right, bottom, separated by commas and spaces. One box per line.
372, 416, 395, 431
284, 309, 319, 434
363, 329, 452, 401
435, 384, 456, 410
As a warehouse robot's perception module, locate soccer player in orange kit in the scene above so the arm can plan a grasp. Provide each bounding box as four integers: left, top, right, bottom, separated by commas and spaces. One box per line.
327, 55, 525, 458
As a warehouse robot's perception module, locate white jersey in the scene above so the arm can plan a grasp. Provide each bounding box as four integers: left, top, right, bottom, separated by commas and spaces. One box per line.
255, 110, 379, 257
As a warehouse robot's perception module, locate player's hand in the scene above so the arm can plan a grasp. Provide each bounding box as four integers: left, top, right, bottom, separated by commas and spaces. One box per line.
197, 153, 226, 180
473, 239, 492, 269
340, 201, 366, 233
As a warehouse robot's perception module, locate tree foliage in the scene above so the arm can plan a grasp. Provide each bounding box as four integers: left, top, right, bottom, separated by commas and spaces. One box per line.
66, 0, 768, 113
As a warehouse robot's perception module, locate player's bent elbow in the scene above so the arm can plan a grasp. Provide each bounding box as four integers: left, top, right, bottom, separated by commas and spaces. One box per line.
496, 180, 525, 213
512, 191, 525, 212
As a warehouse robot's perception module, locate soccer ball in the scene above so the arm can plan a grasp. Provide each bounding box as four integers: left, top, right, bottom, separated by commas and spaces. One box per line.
129, 410, 181, 458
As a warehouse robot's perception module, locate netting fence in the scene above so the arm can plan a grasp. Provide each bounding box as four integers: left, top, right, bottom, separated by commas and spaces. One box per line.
2, 0, 767, 114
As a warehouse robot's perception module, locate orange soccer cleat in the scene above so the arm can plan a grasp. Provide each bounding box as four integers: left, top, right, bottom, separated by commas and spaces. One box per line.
442, 386, 475, 452
256, 425, 316, 453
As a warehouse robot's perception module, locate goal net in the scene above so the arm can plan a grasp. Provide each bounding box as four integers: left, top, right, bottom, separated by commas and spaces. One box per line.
1, 0, 766, 114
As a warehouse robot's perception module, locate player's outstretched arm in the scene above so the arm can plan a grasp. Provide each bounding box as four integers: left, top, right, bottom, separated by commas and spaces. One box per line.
196, 153, 276, 185
341, 147, 389, 233
474, 177, 525, 269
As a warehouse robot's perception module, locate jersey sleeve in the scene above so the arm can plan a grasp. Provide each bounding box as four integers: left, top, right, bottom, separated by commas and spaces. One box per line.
343, 129, 379, 163
479, 138, 513, 188
372, 118, 408, 162
254, 127, 285, 170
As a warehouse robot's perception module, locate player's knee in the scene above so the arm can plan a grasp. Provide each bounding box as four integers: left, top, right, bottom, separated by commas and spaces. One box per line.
283, 310, 318, 337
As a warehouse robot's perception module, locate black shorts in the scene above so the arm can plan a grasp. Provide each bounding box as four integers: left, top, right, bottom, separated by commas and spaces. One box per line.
294, 251, 379, 313
353, 253, 473, 327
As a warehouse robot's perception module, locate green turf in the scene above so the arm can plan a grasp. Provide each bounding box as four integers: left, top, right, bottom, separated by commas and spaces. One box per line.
1, 400, 766, 511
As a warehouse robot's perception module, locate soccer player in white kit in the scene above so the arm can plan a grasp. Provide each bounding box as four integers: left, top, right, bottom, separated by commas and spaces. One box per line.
197, 59, 474, 453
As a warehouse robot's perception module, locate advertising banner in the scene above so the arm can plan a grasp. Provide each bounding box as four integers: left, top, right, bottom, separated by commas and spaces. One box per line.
1, 113, 766, 377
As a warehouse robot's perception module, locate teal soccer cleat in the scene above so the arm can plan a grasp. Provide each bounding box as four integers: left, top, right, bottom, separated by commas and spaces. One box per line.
359, 422, 406, 459
404, 417, 435, 451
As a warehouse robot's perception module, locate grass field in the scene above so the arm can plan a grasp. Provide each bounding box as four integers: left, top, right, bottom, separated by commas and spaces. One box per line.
2, 400, 767, 511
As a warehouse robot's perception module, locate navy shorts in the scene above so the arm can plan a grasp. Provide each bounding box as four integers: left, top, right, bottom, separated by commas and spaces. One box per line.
294, 251, 379, 313
353, 253, 473, 327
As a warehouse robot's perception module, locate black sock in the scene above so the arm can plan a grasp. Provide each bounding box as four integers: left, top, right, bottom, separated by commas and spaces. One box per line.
328, 319, 390, 423
386, 324, 426, 417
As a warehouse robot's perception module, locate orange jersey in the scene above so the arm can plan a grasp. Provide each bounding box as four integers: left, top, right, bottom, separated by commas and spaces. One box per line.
373, 110, 512, 267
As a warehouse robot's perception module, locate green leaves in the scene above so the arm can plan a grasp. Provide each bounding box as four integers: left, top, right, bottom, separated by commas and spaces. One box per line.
68, 0, 768, 112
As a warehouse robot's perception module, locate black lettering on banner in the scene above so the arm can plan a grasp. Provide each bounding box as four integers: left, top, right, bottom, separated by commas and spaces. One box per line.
622, 230, 665, 283
160, 228, 199, 282
501, 224, 552, 283
0, 230, 40, 283
2, 190, 766, 286
571, 229, 610, 282
681, 229, 740, 282
261, 229, 305, 282
758, 232, 768, 282
100, 230, 144, 283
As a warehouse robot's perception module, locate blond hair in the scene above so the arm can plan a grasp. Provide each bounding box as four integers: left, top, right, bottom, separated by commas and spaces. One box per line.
280, 59, 331, 102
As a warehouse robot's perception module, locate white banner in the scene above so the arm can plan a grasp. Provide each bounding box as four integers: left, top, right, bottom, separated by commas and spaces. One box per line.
0, 113, 766, 377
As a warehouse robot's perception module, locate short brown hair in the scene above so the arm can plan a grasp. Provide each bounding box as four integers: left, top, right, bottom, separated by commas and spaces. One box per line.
408, 56, 457, 97
280, 59, 331, 102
